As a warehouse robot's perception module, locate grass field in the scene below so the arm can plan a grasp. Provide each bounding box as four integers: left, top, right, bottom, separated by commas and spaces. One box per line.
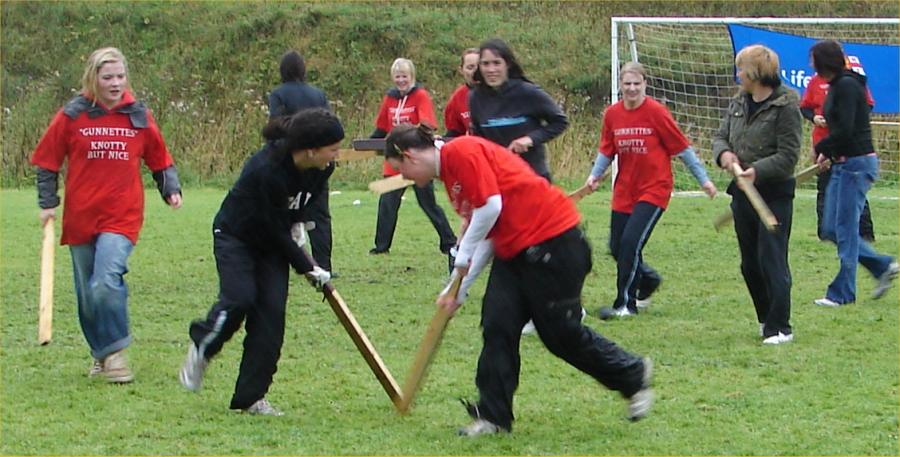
1, 184, 898, 456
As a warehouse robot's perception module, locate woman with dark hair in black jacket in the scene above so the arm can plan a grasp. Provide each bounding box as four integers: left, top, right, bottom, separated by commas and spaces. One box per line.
179, 108, 343, 416
468, 38, 569, 182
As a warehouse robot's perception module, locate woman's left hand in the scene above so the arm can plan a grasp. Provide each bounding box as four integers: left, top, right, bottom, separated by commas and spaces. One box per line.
507, 136, 533, 154
166, 192, 183, 209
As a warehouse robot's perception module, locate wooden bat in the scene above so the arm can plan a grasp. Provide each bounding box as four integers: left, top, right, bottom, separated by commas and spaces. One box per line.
731, 163, 778, 232
38, 216, 55, 345
302, 250, 404, 410
567, 184, 592, 203
713, 164, 819, 232
398, 273, 463, 413
336, 149, 378, 162
352, 138, 386, 151
368, 175, 414, 194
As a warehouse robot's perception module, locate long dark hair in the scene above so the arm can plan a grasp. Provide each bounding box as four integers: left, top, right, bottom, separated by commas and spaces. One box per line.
279, 50, 306, 83
472, 38, 527, 85
384, 123, 436, 160
810, 40, 845, 79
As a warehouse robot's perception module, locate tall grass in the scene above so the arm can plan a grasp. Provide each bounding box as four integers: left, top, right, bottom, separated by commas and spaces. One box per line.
3, 1, 898, 187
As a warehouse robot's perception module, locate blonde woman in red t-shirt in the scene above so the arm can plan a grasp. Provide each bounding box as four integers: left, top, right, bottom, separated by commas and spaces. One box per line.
31, 47, 182, 383
369, 58, 456, 259
586, 62, 716, 320
383, 123, 654, 436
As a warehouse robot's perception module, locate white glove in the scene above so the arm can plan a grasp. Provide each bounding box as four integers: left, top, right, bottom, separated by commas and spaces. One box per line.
305, 266, 331, 291
291, 222, 308, 248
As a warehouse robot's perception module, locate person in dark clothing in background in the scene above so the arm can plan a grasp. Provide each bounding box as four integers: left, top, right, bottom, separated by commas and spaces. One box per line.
808, 40, 898, 308
268, 50, 335, 273
179, 108, 343, 416
468, 38, 569, 182
800, 69, 875, 243
369, 57, 456, 257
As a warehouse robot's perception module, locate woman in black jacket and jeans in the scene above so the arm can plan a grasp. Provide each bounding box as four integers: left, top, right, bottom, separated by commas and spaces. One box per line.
179, 108, 343, 416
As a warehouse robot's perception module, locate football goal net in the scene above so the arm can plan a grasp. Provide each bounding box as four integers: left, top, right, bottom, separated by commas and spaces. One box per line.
610, 17, 899, 187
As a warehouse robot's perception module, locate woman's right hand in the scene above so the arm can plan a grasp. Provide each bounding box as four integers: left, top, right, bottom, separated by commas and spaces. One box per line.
39, 207, 55, 226
813, 115, 827, 128
585, 175, 602, 192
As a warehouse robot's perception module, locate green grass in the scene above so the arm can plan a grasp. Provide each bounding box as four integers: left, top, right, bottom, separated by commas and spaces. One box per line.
1, 184, 898, 455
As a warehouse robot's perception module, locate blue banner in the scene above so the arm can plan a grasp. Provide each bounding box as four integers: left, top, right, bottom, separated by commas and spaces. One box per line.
728, 24, 899, 114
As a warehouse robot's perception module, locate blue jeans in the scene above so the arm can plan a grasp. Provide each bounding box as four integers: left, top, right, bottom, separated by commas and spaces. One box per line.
70, 233, 134, 359
821, 155, 893, 303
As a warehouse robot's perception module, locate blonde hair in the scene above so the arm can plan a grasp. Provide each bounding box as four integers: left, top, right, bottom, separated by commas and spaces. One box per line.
81, 47, 129, 101
734, 45, 781, 87
390, 57, 416, 87
619, 61, 647, 81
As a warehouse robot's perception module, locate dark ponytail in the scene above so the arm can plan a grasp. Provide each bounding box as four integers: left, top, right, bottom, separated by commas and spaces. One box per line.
384, 123, 436, 159
261, 108, 344, 161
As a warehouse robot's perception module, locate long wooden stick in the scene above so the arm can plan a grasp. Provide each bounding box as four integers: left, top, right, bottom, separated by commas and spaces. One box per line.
731, 163, 778, 232
38, 216, 55, 345
301, 250, 403, 409
713, 164, 819, 232
368, 175, 414, 194
567, 184, 592, 203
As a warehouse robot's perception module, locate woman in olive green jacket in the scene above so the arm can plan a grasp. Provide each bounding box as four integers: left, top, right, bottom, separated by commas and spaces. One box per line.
712, 44, 801, 346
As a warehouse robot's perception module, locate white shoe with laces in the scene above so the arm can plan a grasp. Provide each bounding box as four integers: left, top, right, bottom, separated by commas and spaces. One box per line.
179, 343, 208, 392
457, 418, 507, 437
873, 261, 899, 299
814, 297, 845, 307
627, 357, 654, 421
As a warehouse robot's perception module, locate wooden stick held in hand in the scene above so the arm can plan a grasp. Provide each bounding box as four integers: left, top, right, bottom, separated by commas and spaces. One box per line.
38, 216, 55, 345
730, 163, 778, 232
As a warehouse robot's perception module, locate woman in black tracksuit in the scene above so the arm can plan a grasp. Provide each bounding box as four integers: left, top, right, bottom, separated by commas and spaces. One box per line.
179, 108, 343, 415
468, 38, 568, 182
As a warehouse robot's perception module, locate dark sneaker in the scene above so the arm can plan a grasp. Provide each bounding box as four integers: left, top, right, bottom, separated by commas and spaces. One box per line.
872, 261, 899, 299
369, 248, 389, 255
635, 275, 662, 301
599, 306, 636, 320
627, 357, 653, 421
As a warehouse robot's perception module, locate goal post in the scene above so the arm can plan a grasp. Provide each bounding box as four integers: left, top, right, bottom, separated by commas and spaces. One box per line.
610, 17, 900, 188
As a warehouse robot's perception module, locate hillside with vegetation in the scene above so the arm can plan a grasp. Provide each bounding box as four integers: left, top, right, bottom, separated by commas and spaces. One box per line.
2, 1, 897, 187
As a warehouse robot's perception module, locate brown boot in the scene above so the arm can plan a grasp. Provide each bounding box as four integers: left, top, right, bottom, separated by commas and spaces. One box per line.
102, 350, 134, 383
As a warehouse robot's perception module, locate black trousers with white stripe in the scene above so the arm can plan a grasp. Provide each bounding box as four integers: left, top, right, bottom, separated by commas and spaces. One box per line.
189, 230, 289, 410
474, 227, 645, 430
609, 202, 664, 312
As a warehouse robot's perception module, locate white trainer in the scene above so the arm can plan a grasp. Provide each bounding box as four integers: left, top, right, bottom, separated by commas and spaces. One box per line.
627, 357, 654, 421
242, 398, 284, 416
457, 418, 507, 437
873, 261, 899, 299
521, 320, 537, 335
636, 298, 651, 309
814, 297, 844, 307
179, 343, 208, 392
762, 332, 794, 345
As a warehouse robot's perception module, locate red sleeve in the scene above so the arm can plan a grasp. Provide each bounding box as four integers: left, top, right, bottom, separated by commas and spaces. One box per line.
653, 102, 690, 156
444, 92, 463, 133
597, 105, 616, 158
865, 87, 875, 107
375, 96, 392, 132
30, 110, 70, 172
446, 143, 499, 209
416, 90, 437, 129
799, 77, 819, 109
141, 110, 175, 172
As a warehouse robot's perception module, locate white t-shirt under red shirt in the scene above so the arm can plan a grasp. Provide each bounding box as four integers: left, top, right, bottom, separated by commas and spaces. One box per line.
598, 97, 690, 213
440, 136, 580, 259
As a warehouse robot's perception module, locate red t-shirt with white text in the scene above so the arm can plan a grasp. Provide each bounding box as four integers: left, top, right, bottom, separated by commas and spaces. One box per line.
598, 97, 689, 213
439, 136, 580, 259
800, 73, 875, 146
375, 87, 437, 176
30, 91, 174, 245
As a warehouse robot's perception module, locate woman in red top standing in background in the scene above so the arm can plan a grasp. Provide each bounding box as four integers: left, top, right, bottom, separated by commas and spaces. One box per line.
31, 47, 182, 383
384, 124, 653, 437
800, 66, 875, 242
369, 58, 456, 258
443, 48, 479, 138
586, 62, 716, 320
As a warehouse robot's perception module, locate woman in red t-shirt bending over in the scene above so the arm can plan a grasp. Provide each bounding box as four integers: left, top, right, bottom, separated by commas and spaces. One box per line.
31, 47, 183, 383
586, 62, 716, 320
384, 124, 653, 436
